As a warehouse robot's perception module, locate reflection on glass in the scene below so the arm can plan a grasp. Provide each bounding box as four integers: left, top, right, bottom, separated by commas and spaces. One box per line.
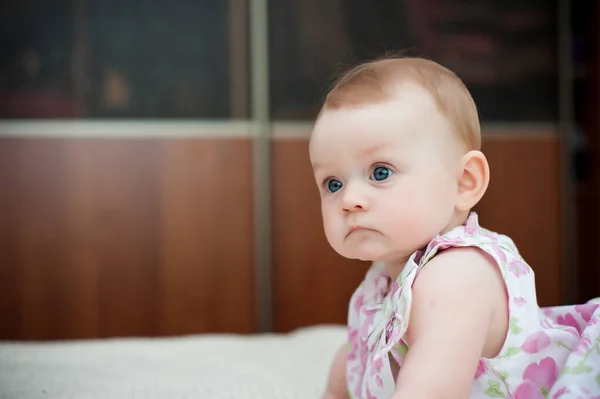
86, 0, 232, 119
269, 0, 558, 122
0, 0, 78, 118
0, 0, 243, 119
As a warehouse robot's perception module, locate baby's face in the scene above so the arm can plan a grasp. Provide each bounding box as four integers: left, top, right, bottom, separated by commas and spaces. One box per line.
310, 84, 464, 264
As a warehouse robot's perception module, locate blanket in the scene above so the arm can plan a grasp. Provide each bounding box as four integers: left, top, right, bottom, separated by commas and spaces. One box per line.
0, 325, 347, 399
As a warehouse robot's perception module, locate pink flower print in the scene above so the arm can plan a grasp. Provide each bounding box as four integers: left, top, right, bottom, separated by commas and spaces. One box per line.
359, 341, 369, 366
556, 312, 582, 334
475, 359, 488, 379
523, 357, 558, 396
542, 308, 554, 317
541, 317, 554, 329
575, 304, 594, 322
375, 275, 390, 296
353, 292, 365, 314
370, 356, 384, 376
465, 215, 478, 235
552, 387, 570, 398
573, 335, 593, 356
348, 349, 358, 362
388, 280, 401, 297
522, 331, 552, 354
509, 259, 529, 277
514, 297, 527, 307
350, 363, 364, 376
352, 379, 362, 399
376, 375, 383, 388
514, 381, 546, 399
491, 243, 508, 264
348, 328, 359, 361
483, 230, 498, 240
359, 309, 376, 339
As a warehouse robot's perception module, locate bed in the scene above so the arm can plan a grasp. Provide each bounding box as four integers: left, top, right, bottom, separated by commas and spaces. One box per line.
0, 325, 346, 399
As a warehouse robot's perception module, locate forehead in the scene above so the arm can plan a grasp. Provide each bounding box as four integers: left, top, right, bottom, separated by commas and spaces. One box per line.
309, 83, 448, 159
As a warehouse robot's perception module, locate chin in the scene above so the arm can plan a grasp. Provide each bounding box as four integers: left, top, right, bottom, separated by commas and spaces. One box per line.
330, 236, 390, 262
343, 247, 387, 263
333, 247, 370, 262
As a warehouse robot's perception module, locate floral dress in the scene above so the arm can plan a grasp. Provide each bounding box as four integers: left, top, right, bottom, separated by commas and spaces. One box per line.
346, 212, 600, 399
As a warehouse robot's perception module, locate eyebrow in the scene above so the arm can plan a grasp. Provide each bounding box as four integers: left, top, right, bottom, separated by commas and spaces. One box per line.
311, 162, 324, 171
312, 142, 391, 171
360, 142, 389, 156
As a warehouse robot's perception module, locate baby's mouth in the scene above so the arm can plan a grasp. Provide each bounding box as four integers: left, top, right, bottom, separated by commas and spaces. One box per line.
346, 226, 376, 238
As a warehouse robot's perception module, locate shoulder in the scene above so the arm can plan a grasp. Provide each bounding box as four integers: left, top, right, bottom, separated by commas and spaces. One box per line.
406, 246, 509, 357
407, 246, 507, 343
413, 246, 503, 300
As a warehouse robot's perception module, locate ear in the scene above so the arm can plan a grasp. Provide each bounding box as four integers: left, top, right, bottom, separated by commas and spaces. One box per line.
455, 150, 490, 211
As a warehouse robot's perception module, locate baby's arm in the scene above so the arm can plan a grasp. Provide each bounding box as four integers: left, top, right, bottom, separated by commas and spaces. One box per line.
321, 342, 350, 399
392, 247, 507, 399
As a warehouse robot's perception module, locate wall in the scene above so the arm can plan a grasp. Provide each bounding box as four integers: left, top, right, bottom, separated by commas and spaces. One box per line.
0, 124, 562, 339
0, 130, 255, 339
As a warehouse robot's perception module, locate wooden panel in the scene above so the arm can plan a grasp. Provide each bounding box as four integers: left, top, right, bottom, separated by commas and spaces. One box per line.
272, 132, 562, 333
64, 140, 163, 338
15, 140, 77, 340
159, 140, 254, 335
475, 135, 562, 307
0, 138, 254, 340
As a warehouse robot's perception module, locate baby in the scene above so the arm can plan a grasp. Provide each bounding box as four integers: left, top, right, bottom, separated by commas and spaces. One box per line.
309, 57, 600, 399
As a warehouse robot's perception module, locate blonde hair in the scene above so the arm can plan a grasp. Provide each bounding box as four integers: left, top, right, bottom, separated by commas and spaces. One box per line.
319, 57, 481, 150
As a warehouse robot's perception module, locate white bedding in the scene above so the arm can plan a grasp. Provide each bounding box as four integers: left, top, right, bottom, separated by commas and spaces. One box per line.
0, 325, 346, 399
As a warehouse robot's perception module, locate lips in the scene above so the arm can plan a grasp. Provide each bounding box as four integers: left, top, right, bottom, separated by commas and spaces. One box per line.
348, 226, 365, 234
346, 225, 373, 238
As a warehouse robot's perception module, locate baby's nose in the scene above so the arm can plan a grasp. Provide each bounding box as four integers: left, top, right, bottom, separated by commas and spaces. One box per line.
341, 185, 368, 212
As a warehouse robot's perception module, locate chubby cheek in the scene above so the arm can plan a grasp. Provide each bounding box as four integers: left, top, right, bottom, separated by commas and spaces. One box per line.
321, 205, 344, 249
379, 189, 440, 244
381, 203, 425, 237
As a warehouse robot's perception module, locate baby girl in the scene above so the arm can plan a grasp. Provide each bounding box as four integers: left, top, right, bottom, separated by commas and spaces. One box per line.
309, 57, 600, 399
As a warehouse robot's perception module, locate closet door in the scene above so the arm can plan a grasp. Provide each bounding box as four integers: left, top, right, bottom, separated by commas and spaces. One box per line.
0, 0, 257, 340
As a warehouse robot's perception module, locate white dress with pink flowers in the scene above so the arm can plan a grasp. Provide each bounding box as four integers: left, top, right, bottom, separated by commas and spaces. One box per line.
346, 212, 600, 399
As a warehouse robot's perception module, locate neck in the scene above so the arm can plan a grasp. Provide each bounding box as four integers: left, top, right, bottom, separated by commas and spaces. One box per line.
383, 255, 410, 283
383, 210, 471, 282
440, 210, 470, 235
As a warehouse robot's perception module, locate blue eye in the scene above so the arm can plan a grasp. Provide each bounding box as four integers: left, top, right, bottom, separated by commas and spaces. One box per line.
326, 179, 343, 193
371, 166, 392, 181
